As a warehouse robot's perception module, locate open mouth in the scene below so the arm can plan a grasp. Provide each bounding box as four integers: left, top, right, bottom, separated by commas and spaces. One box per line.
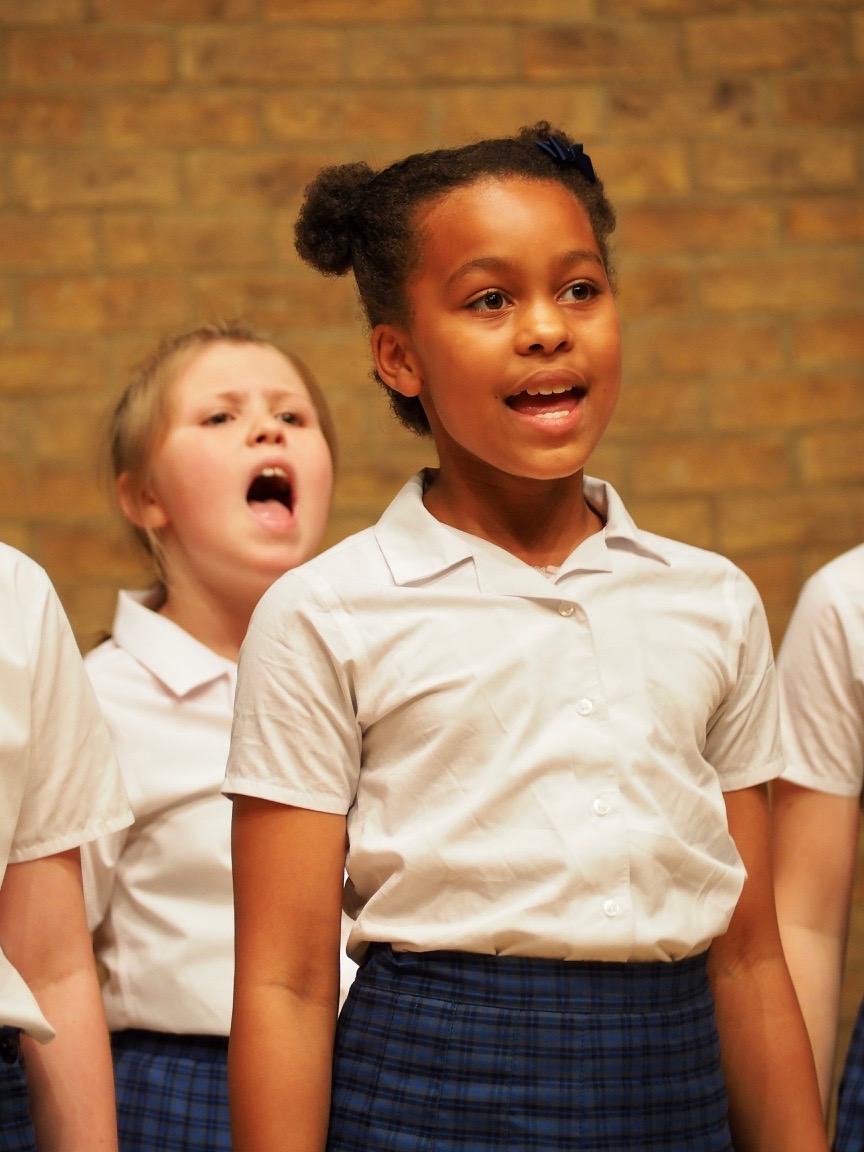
246, 466, 295, 529
506, 384, 586, 417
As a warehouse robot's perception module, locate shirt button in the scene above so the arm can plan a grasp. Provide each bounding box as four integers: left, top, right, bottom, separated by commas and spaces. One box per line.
593, 797, 610, 816
558, 602, 575, 617
603, 899, 620, 918
576, 698, 593, 716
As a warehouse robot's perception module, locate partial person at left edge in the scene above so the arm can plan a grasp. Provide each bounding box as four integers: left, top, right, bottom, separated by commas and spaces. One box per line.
0, 542, 132, 1152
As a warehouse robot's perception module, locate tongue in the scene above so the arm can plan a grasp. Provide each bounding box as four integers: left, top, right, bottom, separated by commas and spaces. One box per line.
248, 499, 294, 530
508, 390, 578, 416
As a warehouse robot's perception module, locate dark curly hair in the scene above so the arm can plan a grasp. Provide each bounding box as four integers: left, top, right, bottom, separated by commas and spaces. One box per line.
295, 122, 617, 437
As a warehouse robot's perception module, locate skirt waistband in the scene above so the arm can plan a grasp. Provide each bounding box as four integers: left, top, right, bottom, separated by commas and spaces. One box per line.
361, 945, 711, 1013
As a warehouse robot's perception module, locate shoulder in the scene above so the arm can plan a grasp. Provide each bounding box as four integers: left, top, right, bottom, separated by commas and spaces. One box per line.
0, 543, 53, 615
781, 544, 864, 659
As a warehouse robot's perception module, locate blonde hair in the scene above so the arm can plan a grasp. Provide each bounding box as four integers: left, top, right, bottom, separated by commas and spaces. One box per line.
108, 321, 338, 584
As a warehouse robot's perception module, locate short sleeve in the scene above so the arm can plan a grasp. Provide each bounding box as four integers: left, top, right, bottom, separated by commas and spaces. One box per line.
704, 568, 785, 792
10, 563, 132, 862
224, 573, 362, 814
777, 569, 864, 799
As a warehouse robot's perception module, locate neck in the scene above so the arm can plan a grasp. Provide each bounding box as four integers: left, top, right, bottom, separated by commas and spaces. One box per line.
422, 466, 602, 567
157, 577, 257, 662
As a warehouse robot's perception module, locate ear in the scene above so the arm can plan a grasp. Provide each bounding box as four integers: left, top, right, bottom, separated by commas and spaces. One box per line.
117, 471, 169, 531
372, 324, 423, 399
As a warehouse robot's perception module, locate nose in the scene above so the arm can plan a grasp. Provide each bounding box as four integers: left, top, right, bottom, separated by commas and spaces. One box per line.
516, 297, 572, 356
248, 411, 286, 446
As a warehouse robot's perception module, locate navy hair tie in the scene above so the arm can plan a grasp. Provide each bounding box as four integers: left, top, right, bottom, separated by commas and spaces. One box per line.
536, 136, 597, 184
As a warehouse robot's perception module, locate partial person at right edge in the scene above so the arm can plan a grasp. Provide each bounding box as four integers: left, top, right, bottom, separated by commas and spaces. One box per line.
773, 543, 864, 1151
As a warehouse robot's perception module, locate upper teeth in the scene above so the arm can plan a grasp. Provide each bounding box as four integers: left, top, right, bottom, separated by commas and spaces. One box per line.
260, 467, 287, 478
523, 385, 573, 396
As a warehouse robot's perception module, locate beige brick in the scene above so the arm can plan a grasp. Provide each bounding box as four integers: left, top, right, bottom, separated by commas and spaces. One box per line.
686, 15, 847, 72
0, 399, 27, 457
103, 212, 271, 269
632, 435, 791, 496
21, 276, 188, 333
0, 285, 14, 332
30, 390, 115, 462
718, 490, 864, 554
432, 0, 593, 17
192, 270, 357, 330
101, 94, 260, 147
610, 379, 704, 437
0, 339, 107, 393
608, 0, 748, 11
617, 204, 776, 255
695, 136, 856, 194
793, 316, 864, 367
8, 31, 172, 85
264, 89, 428, 144
186, 149, 337, 209
349, 27, 515, 82
0, 96, 87, 144
607, 79, 761, 136
729, 551, 800, 615
800, 430, 864, 485
591, 143, 689, 201
626, 319, 785, 378
13, 152, 178, 210
779, 77, 864, 128
710, 371, 864, 432
784, 197, 864, 243
92, 0, 257, 17
0, 521, 32, 554
0, 213, 95, 270
266, 0, 423, 18
626, 496, 714, 550
38, 522, 145, 581
179, 29, 342, 85
856, 13, 864, 63
0, 462, 105, 519
437, 87, 603, 144
699, 254, 862, 313
0, 0, 84, 20
616, 264, 692, 318
269, 330, 373, 396
522, 23, 680, 81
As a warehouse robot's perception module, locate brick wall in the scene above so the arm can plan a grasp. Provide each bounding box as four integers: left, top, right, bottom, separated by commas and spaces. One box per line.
1, 0, 863, 1106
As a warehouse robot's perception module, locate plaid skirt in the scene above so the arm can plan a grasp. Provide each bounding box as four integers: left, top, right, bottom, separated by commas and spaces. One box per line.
112, 1030, 230, 1152
0, 1036, 37, 1152
327, 946, 733, 1152
835, 996, 864, 1152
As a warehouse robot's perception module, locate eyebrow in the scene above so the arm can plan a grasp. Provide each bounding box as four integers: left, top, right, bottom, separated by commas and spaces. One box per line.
205, 387, 310, 406
446, 249, 604, 287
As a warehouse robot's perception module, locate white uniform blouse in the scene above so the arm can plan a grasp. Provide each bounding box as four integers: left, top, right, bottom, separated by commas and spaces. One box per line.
0, 545, 131, 1040
82, 590, 355, 1035
778, 544, 864, 798
225, 474, 784, 964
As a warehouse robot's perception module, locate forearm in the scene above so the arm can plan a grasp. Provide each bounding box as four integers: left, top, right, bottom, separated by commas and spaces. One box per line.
710, 950, 828, 1152
229, 983, 336, 1152
21, 966, 118, 1152
778, 922, 844, 1112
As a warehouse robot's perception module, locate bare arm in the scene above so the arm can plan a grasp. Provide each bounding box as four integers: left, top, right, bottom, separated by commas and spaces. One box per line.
771, 778, 859, 1113
0, 849, 119, 1152
229, 797, 347, 1152
708, 784, 828, 1152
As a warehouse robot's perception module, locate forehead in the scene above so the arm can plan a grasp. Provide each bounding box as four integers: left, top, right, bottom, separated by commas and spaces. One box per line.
414, 176, 600, 278
169, 341, 309, 405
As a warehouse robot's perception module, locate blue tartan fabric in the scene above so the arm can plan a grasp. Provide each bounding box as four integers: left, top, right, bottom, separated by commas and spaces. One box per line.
835, 997, 864, 1152
111, 1030, 230, 1152
327, 946, 733, 1152
0, 1055, 37, 1152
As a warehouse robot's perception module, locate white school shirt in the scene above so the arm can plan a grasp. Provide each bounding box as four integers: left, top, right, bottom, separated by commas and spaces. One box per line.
778, 544, 864, 799
225, 472, 784, 964
82, 590, 355, 1034
0, 545, 131, 1041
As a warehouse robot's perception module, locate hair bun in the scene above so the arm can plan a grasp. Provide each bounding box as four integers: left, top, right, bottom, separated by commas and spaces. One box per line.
294, 162, 377, 276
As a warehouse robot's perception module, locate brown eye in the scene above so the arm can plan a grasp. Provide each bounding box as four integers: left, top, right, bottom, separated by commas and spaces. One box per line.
470, 291, 508, 313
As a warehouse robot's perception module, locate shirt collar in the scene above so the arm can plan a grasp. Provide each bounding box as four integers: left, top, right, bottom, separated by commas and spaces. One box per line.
375, 471, 672, 591
110, 589, 236, 698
